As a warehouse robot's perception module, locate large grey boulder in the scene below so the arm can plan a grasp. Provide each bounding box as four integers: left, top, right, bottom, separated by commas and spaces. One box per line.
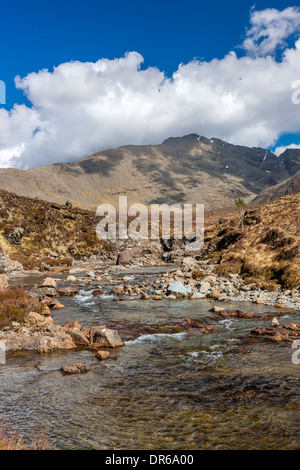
116, 248, 142, 265
90, 326, 125, 348
167, 281, 193, 298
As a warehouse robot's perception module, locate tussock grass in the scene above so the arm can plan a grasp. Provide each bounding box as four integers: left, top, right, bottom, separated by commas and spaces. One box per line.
0, 288, 41, 328
205, 194, 300, 288
0, 422, 51, 450
0, 190, 113, 269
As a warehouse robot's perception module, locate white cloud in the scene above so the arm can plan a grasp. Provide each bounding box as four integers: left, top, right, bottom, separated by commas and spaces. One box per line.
274, 143, 300, 156
242, 6, 300, 56
1, 8, 300, 169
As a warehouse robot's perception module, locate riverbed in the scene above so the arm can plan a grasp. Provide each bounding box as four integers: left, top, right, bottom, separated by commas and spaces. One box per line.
1, 266, 300, 450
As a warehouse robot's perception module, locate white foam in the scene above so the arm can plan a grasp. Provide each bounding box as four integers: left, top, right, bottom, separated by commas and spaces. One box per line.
74, 289, 95, 306
126, 332, 187, 345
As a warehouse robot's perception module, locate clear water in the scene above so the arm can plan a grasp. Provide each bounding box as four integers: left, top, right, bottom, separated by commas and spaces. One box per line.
1, 267, 300, 450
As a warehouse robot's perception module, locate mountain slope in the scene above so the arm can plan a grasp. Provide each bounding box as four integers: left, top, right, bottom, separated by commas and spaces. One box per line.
204, 193, 300, 289
254, 170, 300, 204
0, 134, 291, 209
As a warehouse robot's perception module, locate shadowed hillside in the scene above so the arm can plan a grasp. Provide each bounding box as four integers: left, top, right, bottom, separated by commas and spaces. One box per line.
204, 193, 300, 289
254, 171, 300, 204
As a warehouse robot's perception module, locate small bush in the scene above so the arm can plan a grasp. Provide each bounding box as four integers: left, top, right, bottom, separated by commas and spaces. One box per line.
0, 289, 41, 328
0, 421, 51, 450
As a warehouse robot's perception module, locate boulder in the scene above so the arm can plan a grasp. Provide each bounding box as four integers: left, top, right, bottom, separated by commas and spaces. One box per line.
49, 298, 66, 310
90, 326, 125, 348
66, 329, 90, 347
0, 325, 76, 353
181, 257, 197, 267
26, 312, 54, 326
60, 363, 90, 374
200, 281, 211, 294
92, 290, 104, 297
271, 317, 280, 327
4, 227, 25, 245
64, 320, 81, 329
116, 248, 142, 265
95, 351, 110, 360
0, 251, 23, 274
40, 287, 57, 297
58, 287, 79, 296
190, 293, 206, 299
40, 277, 57, 289
140, 293, 150, 300
167, 281, 193, 298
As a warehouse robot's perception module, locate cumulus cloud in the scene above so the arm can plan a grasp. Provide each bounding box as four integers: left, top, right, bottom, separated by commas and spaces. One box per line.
1, 7, 300, 169
242, 6, 300, 56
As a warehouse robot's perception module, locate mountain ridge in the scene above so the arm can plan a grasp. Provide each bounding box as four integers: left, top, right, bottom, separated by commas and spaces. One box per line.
0, 134, 299, 209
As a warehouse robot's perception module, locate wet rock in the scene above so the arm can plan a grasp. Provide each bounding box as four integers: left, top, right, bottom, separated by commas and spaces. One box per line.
49, 298, 66, 310
58, 286, 80, 296
92, 290, 104, 297
270, 317, 280, 327
244, 323, 300, 345
140, 293, 150, 300
40, 277, 57, 289
60, 363, 90, 375
209, 306, 256, 318
210, 306, 226, 314
95, 350, 110, 360
226, 348, 251, 355
90, 327, 125, 348
66, 329, 90, 347
123, 276, 135, 282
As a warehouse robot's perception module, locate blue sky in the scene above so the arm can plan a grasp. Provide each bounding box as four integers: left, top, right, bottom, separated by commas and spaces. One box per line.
1, 0, 300, 167
1, 0, 295, 108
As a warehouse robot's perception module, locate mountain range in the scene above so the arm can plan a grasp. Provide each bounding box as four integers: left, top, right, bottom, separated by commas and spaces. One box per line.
0, 134, 299, 209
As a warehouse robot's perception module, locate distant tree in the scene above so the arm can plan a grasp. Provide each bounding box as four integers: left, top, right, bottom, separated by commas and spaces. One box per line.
235, 198, 247, 232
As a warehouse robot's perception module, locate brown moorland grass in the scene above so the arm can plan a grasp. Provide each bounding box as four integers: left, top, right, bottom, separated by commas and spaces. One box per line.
0, 422, 51, 450
204, 193, 300, 289
0, 190, 114, 269
0, 288, 41, 328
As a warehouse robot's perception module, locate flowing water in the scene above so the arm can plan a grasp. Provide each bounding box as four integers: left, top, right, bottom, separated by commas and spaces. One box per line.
1, 266, 300, 450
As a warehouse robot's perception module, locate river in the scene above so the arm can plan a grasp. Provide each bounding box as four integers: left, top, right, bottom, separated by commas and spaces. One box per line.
1, 266, 299, 450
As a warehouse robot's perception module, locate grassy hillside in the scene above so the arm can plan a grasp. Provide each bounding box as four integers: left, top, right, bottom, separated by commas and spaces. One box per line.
0, 190, 112, 270
204, 193, 300, 289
